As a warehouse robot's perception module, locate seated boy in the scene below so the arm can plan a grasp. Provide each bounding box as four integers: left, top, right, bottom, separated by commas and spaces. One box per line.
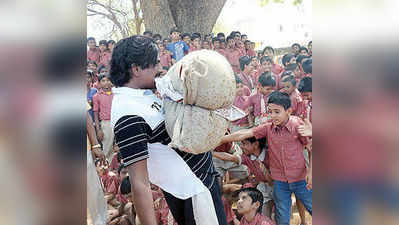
234, 187, 275, 225
244, 73, 276, 126
220, 91, 312, 225
280, 75, 304, 118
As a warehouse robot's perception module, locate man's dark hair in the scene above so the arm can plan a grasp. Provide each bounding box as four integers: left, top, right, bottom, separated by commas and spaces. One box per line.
285, 63, 299, 72
87, 37, 95, 43
258, 73, 276, 87
262, 46, 275, 55
298, 77, 312, 93
239, 55, 251, 71
268, 91, 291, 110
143, 30, 153, 36
99, 40, 108, 46
282, 75, 297, 86
120, 176, 131, 195
117, 163, 126, 175
239, 187, 264, 213
299, 46, 309, 53
110, 35, 158, 87
302, 58, 312, 74
282, 53, 295, 67
260, 56, 273, 64
170, 27, 180, 34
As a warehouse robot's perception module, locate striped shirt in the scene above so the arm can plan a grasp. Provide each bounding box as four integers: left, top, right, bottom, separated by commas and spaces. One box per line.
113, 115, 218, 189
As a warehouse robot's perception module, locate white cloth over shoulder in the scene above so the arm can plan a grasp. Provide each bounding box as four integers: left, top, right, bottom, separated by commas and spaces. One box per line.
110, 87, 219, 225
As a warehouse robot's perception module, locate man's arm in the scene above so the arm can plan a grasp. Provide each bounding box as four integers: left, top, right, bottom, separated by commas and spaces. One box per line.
128, 160, 157, 225
220, 128, 254, 145
212, 151, 240, 164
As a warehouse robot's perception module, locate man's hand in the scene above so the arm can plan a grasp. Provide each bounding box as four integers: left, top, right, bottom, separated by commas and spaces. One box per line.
298, 118, 312, 137
97, 129, 104, 141
306, 170, 312, 190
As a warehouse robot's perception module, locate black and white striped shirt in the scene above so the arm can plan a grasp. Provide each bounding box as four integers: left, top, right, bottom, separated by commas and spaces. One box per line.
114, 115, 218, 189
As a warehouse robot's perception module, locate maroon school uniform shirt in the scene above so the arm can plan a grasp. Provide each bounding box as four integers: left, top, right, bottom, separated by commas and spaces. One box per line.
99, 50, 111, 67
225, 47, 242, 74
232, 89, 250, 126
109, 153, 119, 171
100, 171, 119, 195
159, 51, 172, 68
215, 48, 227, 57
244, 92, 269, 118
240, 213, 275, 225
252, 116, 309, 183
222, 196, 237, 224
247, 49, 257, 57
272, 63, 284, 76
289, 89, 304, 117
239, 72, 256, 90
87, 47, 101, 65
93, 89, 114, 121
241, 148, 270, 186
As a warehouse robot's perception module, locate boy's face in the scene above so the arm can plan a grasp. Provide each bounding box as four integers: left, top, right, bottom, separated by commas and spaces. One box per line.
88, 63, 97, 72
240, 140, 256, 155
258, 85, 274, 96
244, 63, 254, 73
213, 41, 220, 49
236, 83, 245, 96
193, 38, 201, 47
268, 103, 290, 126
202, 41, 210, 49
100, 77, 112, 89
237, 192, 259, 215
164, 40, 170, 46
99, 44, 107, 52
292, 45, 300, 54
237, 40, 244, 48
100, 68, 108, 76
302, 92, 312, 101
251, 43, 255, 49
228, 39, 235, 48
242, 36, 248, 42
119, 168, 129, 181
234, 35, 241, 42
108, 43, 114, 51
88, 39, 96, 49
183, 36, 191, 45
280, 81, 296, 95
261, 60, 272, 72
264, 49, 273, 58
251, 58, 258, 67
293, 67, 301, 78
300, 50, 308, 56
221, 42, 226, 49
158, 44, 165, 51
245, 42, 251, 50
171, 31, 180, 41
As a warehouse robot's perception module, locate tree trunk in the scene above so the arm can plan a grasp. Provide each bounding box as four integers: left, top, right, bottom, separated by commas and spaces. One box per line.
140, 0, 227, 38
168, 0, 227, 36
140, 0, 176, 38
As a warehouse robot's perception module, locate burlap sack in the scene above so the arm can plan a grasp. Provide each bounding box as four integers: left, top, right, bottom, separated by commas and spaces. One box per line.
163, 50, 236, 154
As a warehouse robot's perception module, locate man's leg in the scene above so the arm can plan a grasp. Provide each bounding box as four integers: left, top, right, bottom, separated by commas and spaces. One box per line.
291, 180, 312, 215
273, 181, 293, 225
162, 190, 191, 225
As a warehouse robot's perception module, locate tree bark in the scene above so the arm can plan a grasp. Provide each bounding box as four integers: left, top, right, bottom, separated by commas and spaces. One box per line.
167, 0, 227, 36
140, 0, 176, 38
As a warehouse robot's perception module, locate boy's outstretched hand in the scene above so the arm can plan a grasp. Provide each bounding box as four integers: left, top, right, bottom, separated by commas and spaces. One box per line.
298, 118, 312, 137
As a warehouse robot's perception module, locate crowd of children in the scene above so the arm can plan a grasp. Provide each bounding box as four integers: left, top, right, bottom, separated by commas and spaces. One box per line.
87, 27, 312, 225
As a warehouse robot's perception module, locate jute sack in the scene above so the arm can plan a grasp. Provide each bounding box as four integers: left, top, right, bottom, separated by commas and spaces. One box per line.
164, 50, 236, 154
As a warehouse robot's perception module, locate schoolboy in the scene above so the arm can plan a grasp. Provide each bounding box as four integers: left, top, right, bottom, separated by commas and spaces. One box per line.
99, 39, 111, 67
166, 27, 189, 62
280, 75, 304, 117
87, 37, 100, 65
238, 55, 256, 91
225, 36, 242, 73
220, 91, 312, 225
262, 46, 284, 75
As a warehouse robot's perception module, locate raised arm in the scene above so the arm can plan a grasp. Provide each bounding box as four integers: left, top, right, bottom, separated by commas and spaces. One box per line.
220, 128, 254, 145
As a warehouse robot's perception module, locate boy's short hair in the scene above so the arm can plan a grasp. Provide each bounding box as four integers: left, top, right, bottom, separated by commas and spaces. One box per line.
182, 33, 191, 38
192, 32, 201, 39
298, 77, 312, 93
226, 35, 234, 42
153, 34, 162, 40
299, 46, 309, 53
99, 40, 108, 46
291, 43, 300, 48
262, 46, 275, 55
282, 75, 297, 86
143, 30, 153, 36
107, 39, 116, 45
239, 187, 264, 214
258, 73, 276, 87
282, 53, 295, 66
244, 137, 267, 150
241, 34, 247, 38
239, 55, 251, 71
280, 71, 294, 80
120, 176, 131, 195
170, 27, 180, 34
98, 74, 111, 82
260, 56, 273, 64
302, 58, 312, 74
268, 91, 291, 110
212, 37, 220, 44
217, 32, 225, 39
244, 40, 251, 44
97, 64, 106, 74
87, 60, 98, 67
296, 55, 309, 65
191, 34, 200, 41
117, 163, 126, 175
87, 37, 95, 43
285, 63, 299, 72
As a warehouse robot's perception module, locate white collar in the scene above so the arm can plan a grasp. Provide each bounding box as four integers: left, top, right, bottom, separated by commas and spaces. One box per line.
250, 148, 266, 161
112, 87, 154, 97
